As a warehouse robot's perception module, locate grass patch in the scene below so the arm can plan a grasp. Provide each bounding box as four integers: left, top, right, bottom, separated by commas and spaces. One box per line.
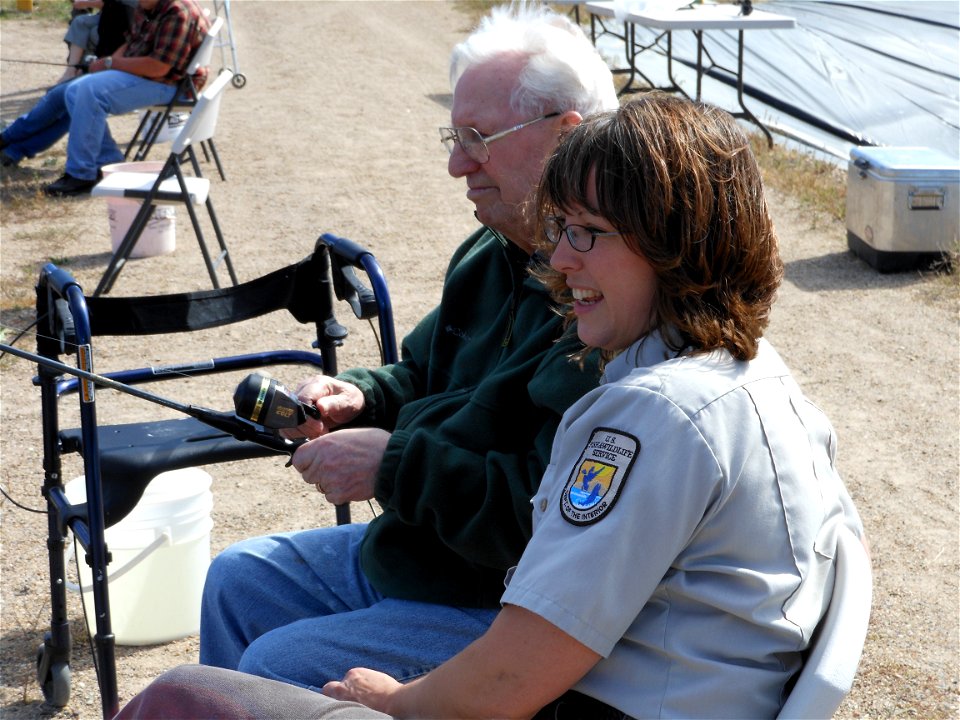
1, 144, 70, 210
0, 177, 74, 219
918, 239, 959, 296
750, 134, 847, 222
0, 0, 71, 22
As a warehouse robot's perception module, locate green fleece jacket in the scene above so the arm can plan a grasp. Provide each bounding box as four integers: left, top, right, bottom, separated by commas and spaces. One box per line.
338, 227, 600, 607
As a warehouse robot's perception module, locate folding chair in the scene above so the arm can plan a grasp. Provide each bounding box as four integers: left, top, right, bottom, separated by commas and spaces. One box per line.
778, 527, 873, 719
93, 70, 236, 297
124, 16, 227, 180
30, 233, 397, 719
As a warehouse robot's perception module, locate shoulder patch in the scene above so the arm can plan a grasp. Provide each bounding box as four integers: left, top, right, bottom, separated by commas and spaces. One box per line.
561, 427, 639, 526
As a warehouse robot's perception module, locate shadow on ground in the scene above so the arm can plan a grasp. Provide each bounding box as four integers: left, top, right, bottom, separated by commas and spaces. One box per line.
785, 250, 951, 293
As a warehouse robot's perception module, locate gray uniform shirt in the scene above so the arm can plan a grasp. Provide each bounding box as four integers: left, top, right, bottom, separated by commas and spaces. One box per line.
501, 333, 863, 719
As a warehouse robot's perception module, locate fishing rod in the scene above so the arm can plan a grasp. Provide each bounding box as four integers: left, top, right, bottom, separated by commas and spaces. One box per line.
0, 342, 306, 457
0, 57, 89, 68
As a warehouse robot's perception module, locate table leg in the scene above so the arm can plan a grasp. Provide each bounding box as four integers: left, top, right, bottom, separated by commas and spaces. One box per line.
590, 13, 641, 95
695, 29, 704, 100
622, 21, 638, 93
732, 29, 774, 147
663, 30, 690, 99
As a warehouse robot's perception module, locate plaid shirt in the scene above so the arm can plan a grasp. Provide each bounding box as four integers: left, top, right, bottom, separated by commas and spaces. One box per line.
124, 0, 210, 88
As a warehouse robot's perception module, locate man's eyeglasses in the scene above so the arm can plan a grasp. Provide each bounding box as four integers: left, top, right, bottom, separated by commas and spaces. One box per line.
440, 112, 561, 164
544, 217, 621, 253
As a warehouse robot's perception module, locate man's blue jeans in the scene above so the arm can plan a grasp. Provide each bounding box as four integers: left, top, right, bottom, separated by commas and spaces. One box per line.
2, 82, 72, 163
1, 71, 176, 180
199, 522, 499, 691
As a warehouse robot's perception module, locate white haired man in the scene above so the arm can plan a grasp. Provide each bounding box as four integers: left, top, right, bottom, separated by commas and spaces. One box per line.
197, 0, 618, 694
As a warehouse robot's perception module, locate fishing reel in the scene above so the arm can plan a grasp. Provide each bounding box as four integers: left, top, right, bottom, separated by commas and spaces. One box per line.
78, 54, 97, 73
233, 372, 320, 429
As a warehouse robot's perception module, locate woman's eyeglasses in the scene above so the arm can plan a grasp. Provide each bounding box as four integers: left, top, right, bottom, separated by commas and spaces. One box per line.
544, 217, 621, 253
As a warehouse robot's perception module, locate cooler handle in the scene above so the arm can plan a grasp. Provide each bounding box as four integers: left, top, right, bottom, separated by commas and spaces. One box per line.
908, 187, 945, 211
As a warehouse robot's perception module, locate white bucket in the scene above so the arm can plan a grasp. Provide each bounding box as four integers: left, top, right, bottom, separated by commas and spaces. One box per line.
101, 161, 177, 259
64, 468, 214, 646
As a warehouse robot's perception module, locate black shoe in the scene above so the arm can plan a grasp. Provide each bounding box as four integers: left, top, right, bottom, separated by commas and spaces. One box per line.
44, 172, 98, 197
0, 149, 18, 167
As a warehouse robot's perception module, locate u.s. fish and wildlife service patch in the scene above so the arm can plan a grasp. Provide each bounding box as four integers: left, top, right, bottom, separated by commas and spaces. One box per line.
561, 427, 639, 526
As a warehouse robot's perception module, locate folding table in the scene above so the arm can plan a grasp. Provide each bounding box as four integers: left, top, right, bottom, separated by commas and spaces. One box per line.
584, 1, 795, 146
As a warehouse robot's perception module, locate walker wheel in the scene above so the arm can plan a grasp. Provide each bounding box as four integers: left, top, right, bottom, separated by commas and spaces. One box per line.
231, 73, 247, 89
36, 642, 71, 708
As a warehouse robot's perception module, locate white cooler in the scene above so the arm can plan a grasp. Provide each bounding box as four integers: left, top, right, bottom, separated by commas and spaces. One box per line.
845, 146, 959, 272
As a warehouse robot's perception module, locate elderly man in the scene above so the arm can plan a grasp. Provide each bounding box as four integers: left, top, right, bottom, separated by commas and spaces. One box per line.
198, 2, 619, 691
0, 0, 208, 196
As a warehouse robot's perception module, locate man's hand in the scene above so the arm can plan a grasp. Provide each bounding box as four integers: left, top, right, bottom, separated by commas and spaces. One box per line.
87, 56, 112, 73
85, 45, 172, 80
322, 667, 403, 716
280, 375, 366, 439
291, 427, 389, 504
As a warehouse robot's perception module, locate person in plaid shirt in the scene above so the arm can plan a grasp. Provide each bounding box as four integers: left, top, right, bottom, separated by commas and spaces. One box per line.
122, 0, 209, 91
0, 0, 210, 197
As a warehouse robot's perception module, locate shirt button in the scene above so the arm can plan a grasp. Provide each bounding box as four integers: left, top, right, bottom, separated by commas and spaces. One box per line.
539, 498, 547, 512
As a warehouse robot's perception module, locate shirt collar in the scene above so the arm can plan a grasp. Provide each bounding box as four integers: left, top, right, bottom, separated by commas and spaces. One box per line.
602, 330, 678, 383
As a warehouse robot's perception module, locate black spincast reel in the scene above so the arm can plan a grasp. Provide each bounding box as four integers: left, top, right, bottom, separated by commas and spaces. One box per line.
233, 372, 321, 429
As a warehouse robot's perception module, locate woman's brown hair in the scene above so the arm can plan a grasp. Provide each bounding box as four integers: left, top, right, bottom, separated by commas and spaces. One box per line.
535, 93, 783, 362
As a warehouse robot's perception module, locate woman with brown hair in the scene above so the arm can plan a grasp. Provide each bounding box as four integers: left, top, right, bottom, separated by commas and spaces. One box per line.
323, 92, 863, 718
116, 94, 865, 719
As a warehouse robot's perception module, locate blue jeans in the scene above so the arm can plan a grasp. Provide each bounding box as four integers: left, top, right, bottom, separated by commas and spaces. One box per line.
199, 522, 498, 690
2, 82, 72, 163
1, 70, 176, 179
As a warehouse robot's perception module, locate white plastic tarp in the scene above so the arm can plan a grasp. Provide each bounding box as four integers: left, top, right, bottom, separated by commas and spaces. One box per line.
597, 0, 959, 162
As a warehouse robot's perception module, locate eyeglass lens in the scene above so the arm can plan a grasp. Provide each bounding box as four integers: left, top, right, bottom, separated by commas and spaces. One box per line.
442, 113, 559, 164
564, 226, 598, 252
545, 219, 612, 253
441, 127, 488, 163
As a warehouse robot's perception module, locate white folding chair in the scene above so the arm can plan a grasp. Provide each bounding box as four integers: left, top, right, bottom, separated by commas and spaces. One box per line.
92, 70, 237, 296
124, 16, 226, 179
778, 527, 873, 719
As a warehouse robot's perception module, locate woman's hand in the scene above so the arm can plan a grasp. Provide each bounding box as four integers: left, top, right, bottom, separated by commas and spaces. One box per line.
322, 668, 403, 715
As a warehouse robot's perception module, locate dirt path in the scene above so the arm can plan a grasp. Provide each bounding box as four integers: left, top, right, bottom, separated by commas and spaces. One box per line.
1, 2, 957, 718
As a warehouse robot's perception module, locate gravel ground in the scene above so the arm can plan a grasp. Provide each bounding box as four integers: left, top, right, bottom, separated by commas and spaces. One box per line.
1, 2, 957, 718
